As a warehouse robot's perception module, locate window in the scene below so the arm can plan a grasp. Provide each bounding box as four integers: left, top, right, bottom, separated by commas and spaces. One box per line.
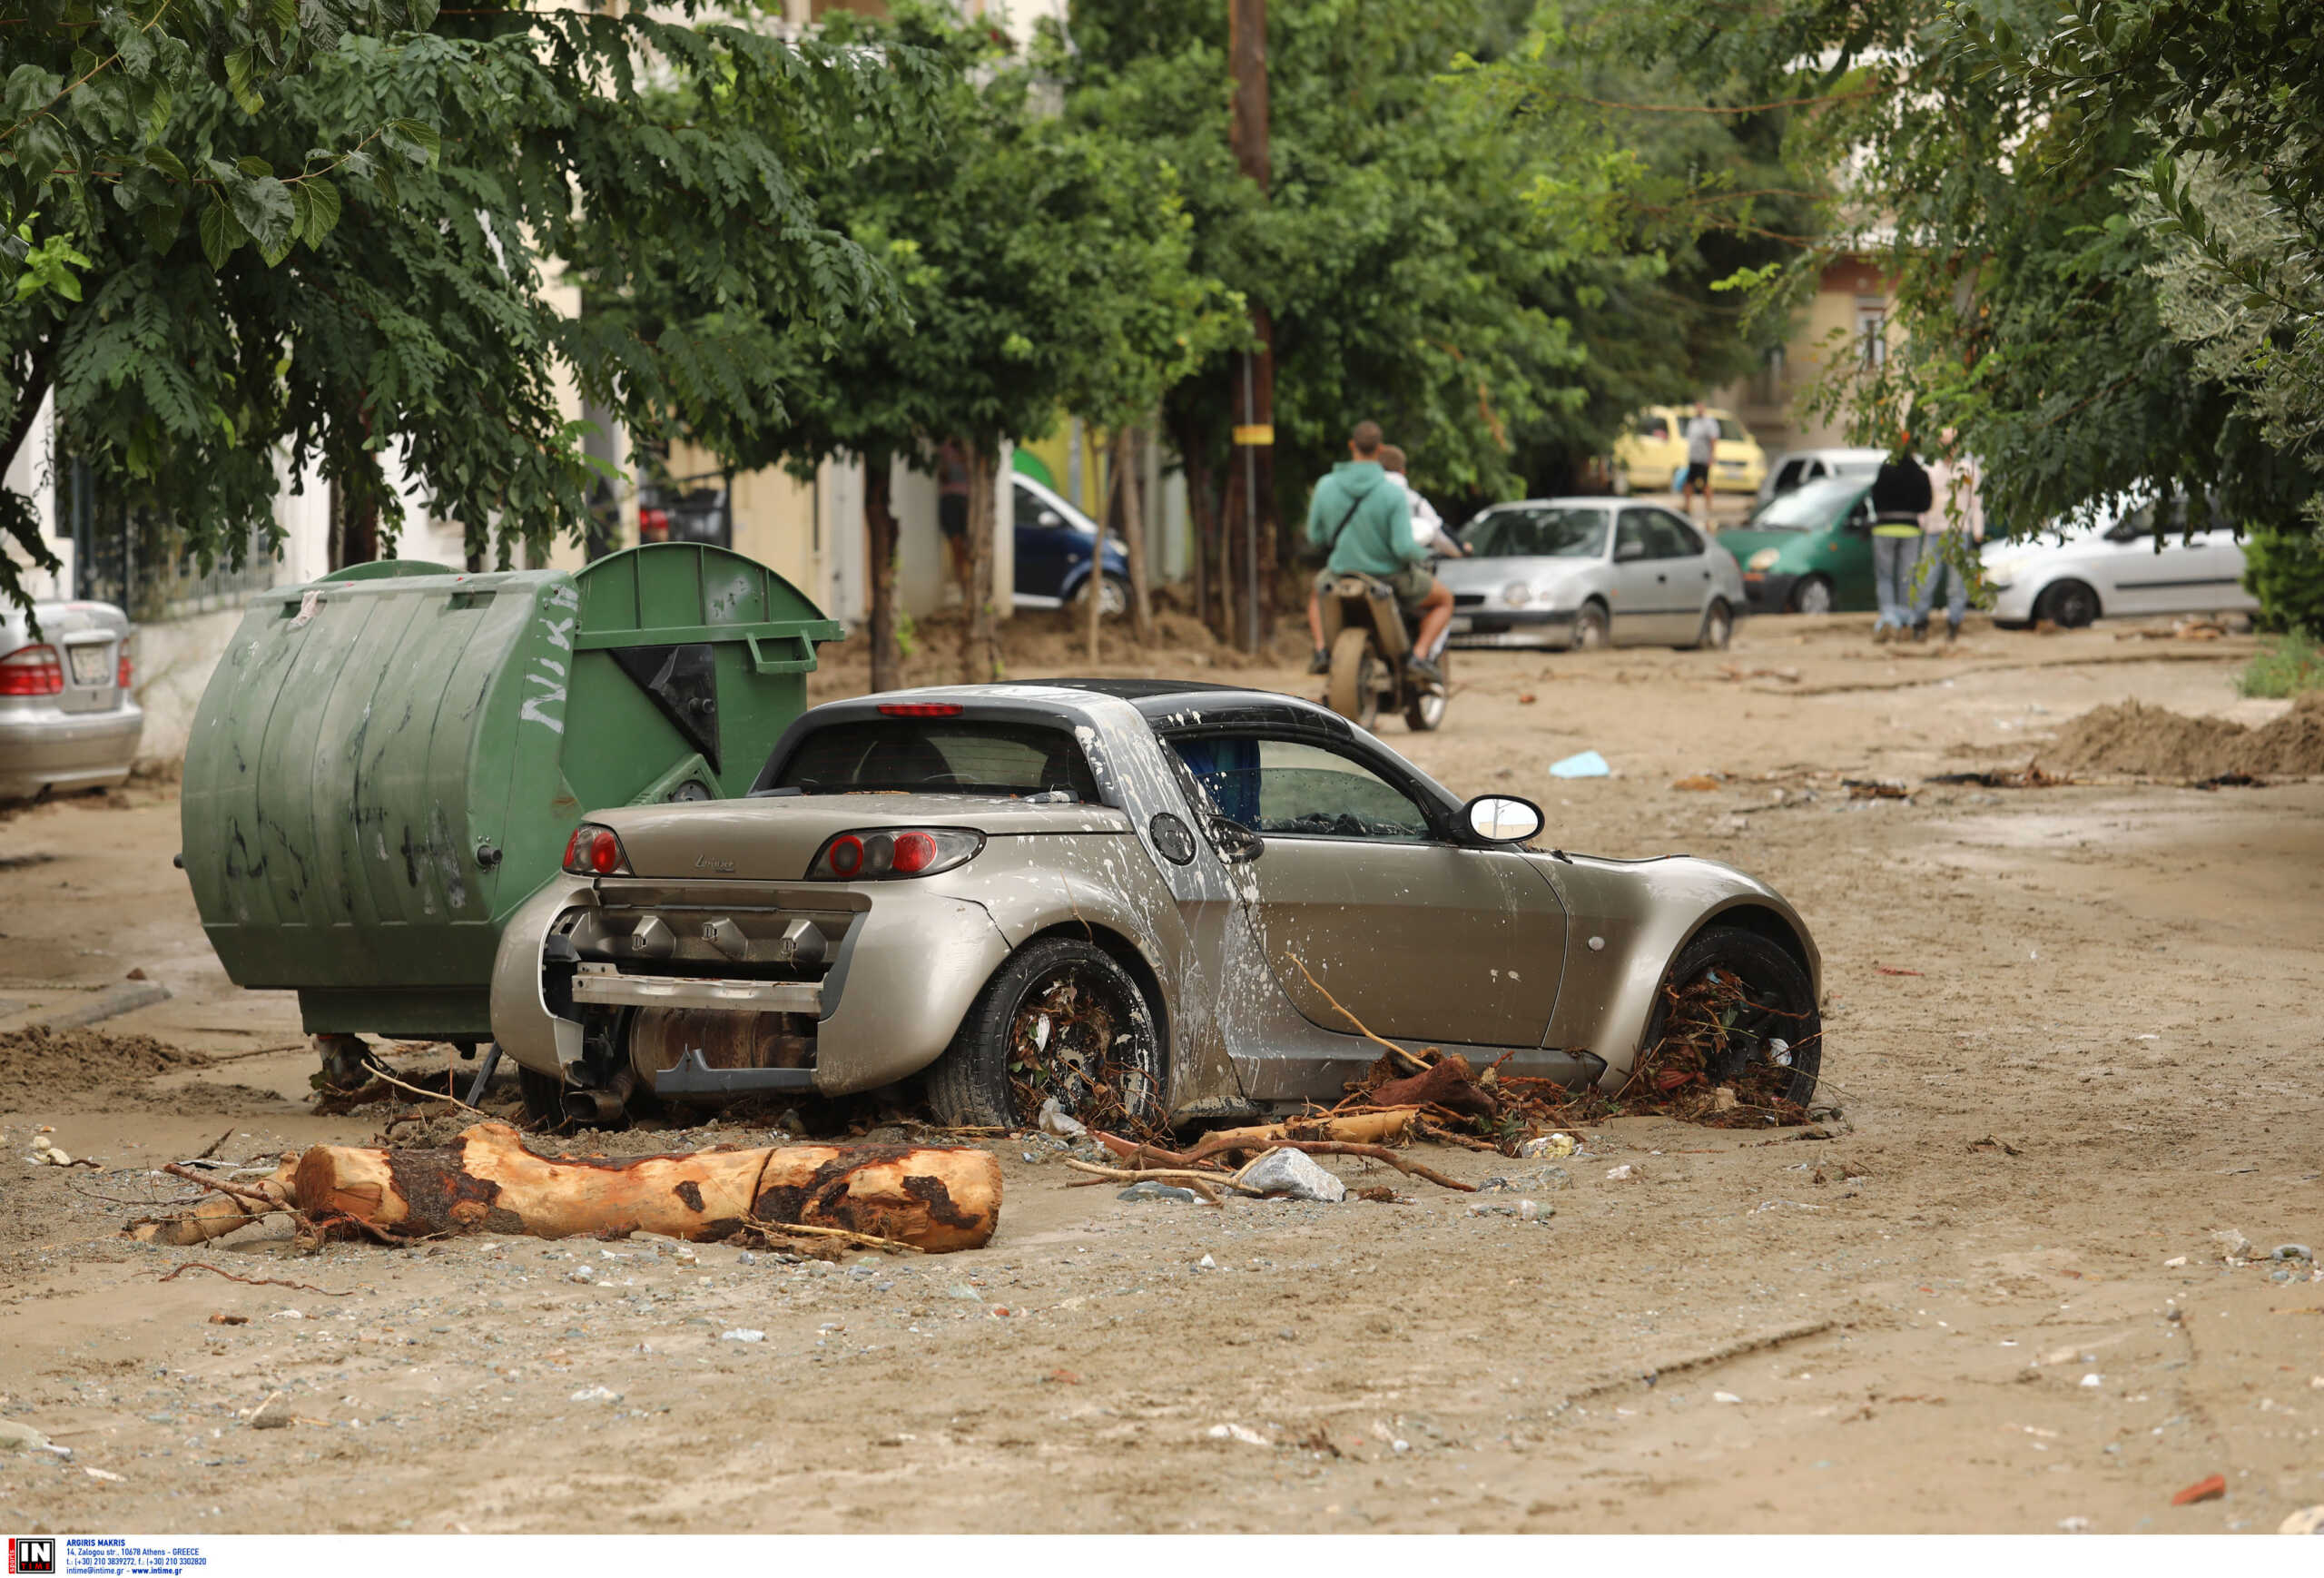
1773, 459, 1806, 493
1856, 304, 1888, 369
1642, 416, 1671, 440
1716, 418, 1746, 442
1012, 482, 1059, 533
770, 719, 1099, 801
1167, 736, 1433, 843
1462, 506, 1609, 559
1617, 509, 1699, 560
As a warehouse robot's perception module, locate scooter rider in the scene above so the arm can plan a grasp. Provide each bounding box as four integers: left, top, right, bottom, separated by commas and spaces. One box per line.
1304, 420, 1454, 683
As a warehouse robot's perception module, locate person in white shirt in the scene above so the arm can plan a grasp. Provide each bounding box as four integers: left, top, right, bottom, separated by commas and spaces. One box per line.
1681, 401, 1723, 525
1379, 445, 1467, 559
1915, 430, 1984, 643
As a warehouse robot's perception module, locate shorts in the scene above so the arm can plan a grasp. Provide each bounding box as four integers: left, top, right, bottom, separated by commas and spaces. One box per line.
939, 494, 968, 539
1316, 563, 1436, 614
1684, 461, 1713, 488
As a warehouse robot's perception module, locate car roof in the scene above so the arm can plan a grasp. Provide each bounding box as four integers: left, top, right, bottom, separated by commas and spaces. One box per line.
1472, 497, 1655, 511
1773, 447, 1887, 462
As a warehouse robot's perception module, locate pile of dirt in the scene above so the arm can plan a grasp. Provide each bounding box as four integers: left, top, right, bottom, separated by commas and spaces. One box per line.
0, 1026, 279, 1113
2042, 692, 2324, 780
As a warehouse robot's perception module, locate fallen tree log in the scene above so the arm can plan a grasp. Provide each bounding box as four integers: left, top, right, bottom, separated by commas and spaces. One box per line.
127, 1122, 1000, 1253
1093, 1109, 1418, 1171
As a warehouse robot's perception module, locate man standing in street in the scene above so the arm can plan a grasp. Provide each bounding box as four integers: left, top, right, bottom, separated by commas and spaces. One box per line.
1915, 430, 1983, 643
1869, 433, 1934, 643
1681, 401, 1722, 527
1304, 420, 1451, 682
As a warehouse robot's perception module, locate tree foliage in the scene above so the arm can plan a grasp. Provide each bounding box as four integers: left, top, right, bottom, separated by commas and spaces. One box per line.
0, 0, 925, 611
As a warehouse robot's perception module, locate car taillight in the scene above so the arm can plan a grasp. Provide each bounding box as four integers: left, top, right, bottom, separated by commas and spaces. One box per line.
876, 702, 965, 717
115, 646, 133, 689
639, 508, 670, 543
0, 645, 63, 696
806, 826, 982, 881
561, 823, 631, 876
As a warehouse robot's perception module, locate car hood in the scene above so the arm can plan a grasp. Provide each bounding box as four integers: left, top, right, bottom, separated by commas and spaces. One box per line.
1715, 527, 1814, 565
1437, 556, 1598, 592
592, 794, 1135, 882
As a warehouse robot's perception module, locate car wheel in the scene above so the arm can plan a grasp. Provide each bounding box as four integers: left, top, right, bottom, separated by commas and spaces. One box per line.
1325, 626, 1380, 731
926, 936, 1166, 1132
1681, 598, 1734, 651
1403, 650, 1449, 732
1787, 576, 1834, 616
1636, 926, 1822, 1111
2036, 578, 2100, 628
1571, 601, 1610, 650
1071, 571, 1130, 618
517, 1064, 566, 1129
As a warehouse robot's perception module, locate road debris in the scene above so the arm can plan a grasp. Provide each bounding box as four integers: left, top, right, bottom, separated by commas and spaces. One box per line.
1237, 1148, 1347, 1203
2281, 1505, 2324, 1535
1551, 750, 1611, 778
0, 1420, 70, 1458
123, 1120, 1000, 1253
2171, 1474, 2227, 1506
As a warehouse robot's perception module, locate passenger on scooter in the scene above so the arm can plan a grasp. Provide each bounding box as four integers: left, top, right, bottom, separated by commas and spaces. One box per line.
1303, 420, 1454, 683
1380, 444, 1467, 559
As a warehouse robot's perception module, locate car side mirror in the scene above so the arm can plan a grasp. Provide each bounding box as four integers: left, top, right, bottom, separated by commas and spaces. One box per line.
1463, 794, 1543, 844
1037, 509, 1063, 528
1208, 814, 1265, 864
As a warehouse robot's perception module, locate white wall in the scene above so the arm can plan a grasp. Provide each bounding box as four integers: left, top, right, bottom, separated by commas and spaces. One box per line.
2, 390, 70, 603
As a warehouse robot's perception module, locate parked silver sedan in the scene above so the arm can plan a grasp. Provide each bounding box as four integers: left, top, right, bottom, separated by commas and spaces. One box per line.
1440, 497, 1743, 650
0, 600, 143, 801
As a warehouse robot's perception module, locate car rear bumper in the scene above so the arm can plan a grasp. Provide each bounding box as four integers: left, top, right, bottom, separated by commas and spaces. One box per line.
1447, 607, 1578, 648
0, 704, 143, 799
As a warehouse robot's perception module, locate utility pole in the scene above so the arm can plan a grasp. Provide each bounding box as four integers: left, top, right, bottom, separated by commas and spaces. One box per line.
1227, 0, 1275, 654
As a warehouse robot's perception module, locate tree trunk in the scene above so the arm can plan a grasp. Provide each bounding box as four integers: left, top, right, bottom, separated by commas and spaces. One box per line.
2, 344, 57, 484
864, 456, 901, 693
130, 1121, 1001, 1253
1085, 439, 1105, 665
1116, 425, 1154, 644
962, 444, 1002, 682
1177, 416, 1217, 639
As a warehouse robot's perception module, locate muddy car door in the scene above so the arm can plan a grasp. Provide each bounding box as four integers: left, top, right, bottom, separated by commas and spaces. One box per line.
1165, 730, 1565, 1048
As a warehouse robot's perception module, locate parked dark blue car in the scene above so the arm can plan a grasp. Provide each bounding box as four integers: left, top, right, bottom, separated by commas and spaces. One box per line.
1012, 473, 1129, 615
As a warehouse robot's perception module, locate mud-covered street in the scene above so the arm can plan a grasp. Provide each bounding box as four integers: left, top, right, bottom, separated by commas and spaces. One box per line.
4, 615, 2320, 1535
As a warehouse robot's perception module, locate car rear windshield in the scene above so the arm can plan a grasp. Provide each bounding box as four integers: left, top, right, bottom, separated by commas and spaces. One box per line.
767, 719, 1101, 801
1747, 476, 1864, 531
1462, 506, 1610, 558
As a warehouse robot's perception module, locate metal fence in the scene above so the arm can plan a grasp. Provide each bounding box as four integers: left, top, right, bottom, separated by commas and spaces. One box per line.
67, 458, 281, 619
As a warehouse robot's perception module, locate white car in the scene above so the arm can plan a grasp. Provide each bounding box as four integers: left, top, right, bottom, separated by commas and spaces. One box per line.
1439, 498, 1745, 650
1982, 498, 2257, 628
1758, 447, 1886, 507
0, 600, 143, 801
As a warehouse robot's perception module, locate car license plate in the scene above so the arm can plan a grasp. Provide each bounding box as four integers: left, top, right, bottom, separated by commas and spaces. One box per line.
1449, 616, 1472, 634
67, 644, 111, 685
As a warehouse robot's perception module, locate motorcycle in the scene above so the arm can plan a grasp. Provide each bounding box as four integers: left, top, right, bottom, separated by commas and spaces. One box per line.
1318, 571, 1449, 733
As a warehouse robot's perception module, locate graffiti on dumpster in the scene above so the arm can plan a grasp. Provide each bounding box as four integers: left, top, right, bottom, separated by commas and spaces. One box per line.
520, 586, 579, 735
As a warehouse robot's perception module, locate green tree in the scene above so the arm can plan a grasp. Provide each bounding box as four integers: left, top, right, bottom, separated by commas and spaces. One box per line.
595, 5, 1234, 689
1, 0, 923, 612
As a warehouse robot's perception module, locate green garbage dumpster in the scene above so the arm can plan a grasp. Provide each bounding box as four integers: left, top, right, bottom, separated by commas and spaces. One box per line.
181, 543, 842, 1040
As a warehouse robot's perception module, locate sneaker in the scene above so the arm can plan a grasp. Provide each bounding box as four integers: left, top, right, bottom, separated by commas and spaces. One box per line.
1307, 647, 1331, 675
1944, 620, 1961, 645
1872, 625, 1893, 645
1910, 621, 1928, 643
1404, 656, 1443, 685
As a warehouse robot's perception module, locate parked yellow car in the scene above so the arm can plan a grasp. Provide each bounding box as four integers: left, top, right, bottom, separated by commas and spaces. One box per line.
1613, 406, 1767, 496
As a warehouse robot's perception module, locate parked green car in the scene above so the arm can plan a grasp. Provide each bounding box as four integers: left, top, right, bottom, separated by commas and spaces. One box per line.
1716, 476, 1877, 615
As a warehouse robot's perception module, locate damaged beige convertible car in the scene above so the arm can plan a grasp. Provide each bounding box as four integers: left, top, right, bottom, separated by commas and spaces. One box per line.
491, 681, 1822, 1128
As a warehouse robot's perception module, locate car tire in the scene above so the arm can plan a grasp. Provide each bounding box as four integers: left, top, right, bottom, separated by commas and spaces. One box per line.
1637, 925, 1822, 1110
2035, 578, 2100, 628
1070, 571, 1130, 618
1325, 626, 1380, 731
1681, 598, 1734, 651
1571, 601, 1610, 650
517, 1063, 566, 1129
926, 936, 1166, 1132
1787, 576, 1834, 616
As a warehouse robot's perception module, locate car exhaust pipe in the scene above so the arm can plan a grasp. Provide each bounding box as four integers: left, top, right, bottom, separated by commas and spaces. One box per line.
563, 1068, 635, 1127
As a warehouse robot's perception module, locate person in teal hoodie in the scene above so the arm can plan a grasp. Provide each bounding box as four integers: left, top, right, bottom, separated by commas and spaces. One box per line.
1303, 419, 1452, 681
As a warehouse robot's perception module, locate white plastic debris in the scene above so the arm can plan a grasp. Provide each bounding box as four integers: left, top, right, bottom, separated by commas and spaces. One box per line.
84, 1466, 123, 1483
2079, 1373, 2102, 1389
1238, 1148, 1346, 1203
2279, 1505, 2324, 1535
566, 1266, 596, 1284
1605, 1164, 1634, 1181
0, 1420, 69, 1458
721, 1328, 765, 1344
1037, 1098, 1087, 1140
1206, 1423, 1270, 1447
569, 1386, 623, 1404
2058, 1516, 2091, 1534
1521, 1133, 1576, 1159
1713, 1392, 1741, 1405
